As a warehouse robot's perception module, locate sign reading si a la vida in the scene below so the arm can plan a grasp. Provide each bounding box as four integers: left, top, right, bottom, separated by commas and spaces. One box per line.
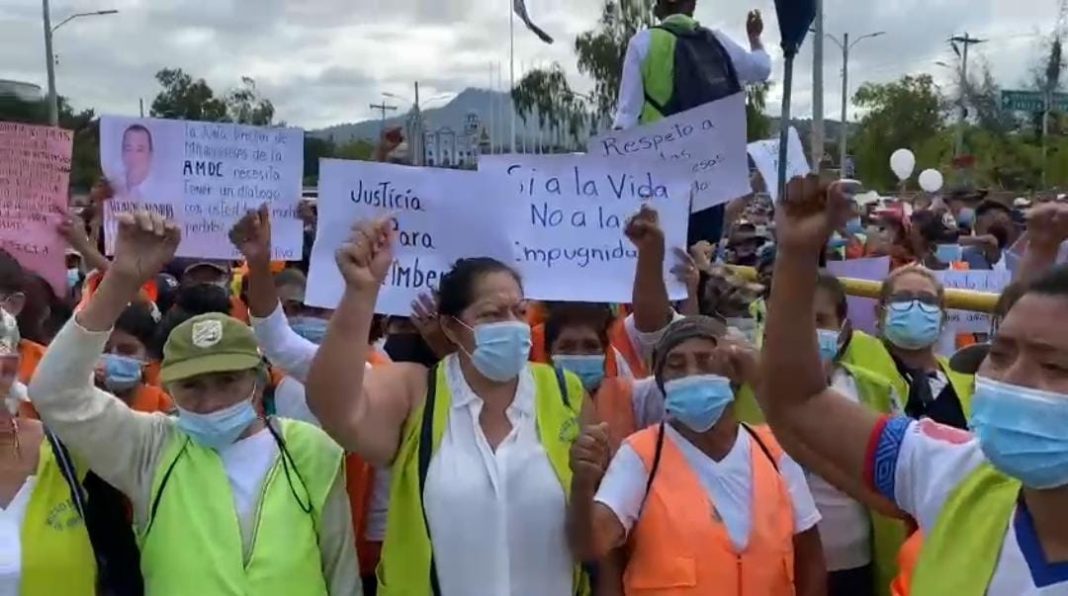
99, 116, 304, 260
306, 159, 511, 315
479, 153, 693, 303
588, 92, 749, 213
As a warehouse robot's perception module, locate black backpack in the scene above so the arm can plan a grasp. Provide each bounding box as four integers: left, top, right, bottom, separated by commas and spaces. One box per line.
47, 430, 145, 596
644, 21, 743, 118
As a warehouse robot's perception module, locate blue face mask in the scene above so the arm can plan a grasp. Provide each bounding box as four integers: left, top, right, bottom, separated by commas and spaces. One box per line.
884, 300, 942, 350
67, 268, 81, 289
935, 244, 963, 264
100, 353, 143, 393
827, 233, 848, 250
817, 329, 840, 364
463, 321, 532, 382
664, 374, 735, 433
845, 217, 865, 235
971, 376, 1068, 489
177, 390, 259, 450
554, 354, 606, 390
290, 316, 328, 345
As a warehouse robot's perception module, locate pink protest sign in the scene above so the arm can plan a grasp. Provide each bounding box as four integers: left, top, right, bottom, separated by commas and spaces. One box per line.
0, 122, 73, 296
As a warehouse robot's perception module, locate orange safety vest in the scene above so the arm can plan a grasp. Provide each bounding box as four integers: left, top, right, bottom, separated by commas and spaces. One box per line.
890, 532, 923, 596
624, 425, 795, 595
594, 377, 638, 451
17, 339, 45, 385
530, 324, 624, 378
349, 352, 389, 576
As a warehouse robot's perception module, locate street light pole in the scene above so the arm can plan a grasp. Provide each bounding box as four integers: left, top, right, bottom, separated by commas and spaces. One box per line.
826, 30, 884, 178
42, 0, 58, 126
42, 4, 119, 126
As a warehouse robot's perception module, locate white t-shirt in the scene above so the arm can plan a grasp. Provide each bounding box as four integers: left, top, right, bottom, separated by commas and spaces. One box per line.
595, 423, 821, 551
870, 417, 1068, 594
0, 476, 36, 596
807, 370, 874, 571
219, 429, 278, 542
423, 354, 573, 596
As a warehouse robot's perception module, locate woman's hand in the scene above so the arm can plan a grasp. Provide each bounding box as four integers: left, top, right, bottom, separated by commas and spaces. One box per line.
410, 292, 454, 358
109, 211, 181, 287
229, 204, 273, 268
336, 217, 394, 295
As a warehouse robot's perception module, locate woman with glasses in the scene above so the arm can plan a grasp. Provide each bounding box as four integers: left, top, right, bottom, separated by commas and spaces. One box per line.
840, 266, 974, 430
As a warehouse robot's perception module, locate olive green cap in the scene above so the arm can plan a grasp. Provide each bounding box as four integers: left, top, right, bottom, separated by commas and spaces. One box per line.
160, 313, 262, 383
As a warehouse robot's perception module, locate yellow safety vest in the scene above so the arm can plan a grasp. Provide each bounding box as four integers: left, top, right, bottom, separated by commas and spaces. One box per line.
910, 462, 1020, 594
377, 362, 590, 596
22, 439, 97, 595
138, 419, 343, 595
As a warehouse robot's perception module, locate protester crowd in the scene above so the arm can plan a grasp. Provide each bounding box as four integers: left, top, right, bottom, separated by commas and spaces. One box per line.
6, 0, 1068, 595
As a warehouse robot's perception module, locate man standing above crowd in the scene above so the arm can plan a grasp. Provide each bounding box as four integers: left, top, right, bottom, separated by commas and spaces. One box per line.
612, 0, 771, 130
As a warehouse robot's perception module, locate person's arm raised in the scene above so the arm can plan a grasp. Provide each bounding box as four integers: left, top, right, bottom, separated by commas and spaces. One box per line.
1015, 203, 1068, 285
231, 204, 281, 319
759, 176, 898, 515
627, 206, 673, 333
305, 218, 418, 465
31, 211, 179, 499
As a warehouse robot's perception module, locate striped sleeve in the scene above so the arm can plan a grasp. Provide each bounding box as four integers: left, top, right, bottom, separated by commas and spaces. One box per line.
864, 415, 913, 503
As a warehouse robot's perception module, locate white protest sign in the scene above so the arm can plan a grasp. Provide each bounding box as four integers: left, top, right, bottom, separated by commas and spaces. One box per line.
306, 159, 512, 315
479, 154, 692, 303
99, 116, 303, 260
588, 93, 749, 213
935, 269, 1011, 334
747, 127, 809, 201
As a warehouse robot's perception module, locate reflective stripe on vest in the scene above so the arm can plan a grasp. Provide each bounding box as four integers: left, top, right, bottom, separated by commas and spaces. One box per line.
377, 362, 589, 596
22, 440, 96, 595
139, 419, 342, 596
910, 463, 1019, 594
623, 424, 795, 595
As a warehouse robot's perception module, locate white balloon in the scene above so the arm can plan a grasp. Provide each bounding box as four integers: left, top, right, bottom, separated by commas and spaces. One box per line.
918, 169, 944, 193
890, 149, 916, 181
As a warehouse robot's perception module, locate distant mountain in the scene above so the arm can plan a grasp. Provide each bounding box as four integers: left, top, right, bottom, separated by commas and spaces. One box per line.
311, 87, 581, 148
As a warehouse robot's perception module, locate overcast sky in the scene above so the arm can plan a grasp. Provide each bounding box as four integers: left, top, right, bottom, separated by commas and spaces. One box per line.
1, 0, 1059, 130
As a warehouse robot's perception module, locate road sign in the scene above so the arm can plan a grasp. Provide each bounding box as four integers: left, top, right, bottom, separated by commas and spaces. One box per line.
1001, 90, 1068, 113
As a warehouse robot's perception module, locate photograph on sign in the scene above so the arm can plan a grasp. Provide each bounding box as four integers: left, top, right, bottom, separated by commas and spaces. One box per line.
99, 116, 304, 260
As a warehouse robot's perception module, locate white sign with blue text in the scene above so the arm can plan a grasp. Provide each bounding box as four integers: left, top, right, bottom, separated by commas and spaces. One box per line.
587, 92, 749, 213
306, 159, 512, 315
480, 154, 693, 303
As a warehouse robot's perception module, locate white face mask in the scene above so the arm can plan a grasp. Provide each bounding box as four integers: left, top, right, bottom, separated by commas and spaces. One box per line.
4, 381, 26, 416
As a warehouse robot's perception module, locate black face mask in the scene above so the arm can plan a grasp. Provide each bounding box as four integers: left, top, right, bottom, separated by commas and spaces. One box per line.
384, 333, 439, 368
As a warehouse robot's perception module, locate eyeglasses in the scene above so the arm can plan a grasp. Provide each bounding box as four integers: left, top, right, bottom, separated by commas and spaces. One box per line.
887, 295, 941, 313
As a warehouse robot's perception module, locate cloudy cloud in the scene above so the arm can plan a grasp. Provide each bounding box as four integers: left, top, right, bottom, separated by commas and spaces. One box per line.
0, 0, 1058, 130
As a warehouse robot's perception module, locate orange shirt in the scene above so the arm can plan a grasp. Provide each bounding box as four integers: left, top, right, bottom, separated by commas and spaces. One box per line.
17, 339, 45, 385
21, 382, 173, 419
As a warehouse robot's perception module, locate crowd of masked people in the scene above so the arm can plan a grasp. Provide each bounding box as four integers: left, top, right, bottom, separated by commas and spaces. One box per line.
1, 141, 1067, 596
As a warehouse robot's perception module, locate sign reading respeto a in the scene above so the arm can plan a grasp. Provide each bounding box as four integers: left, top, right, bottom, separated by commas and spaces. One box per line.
0, 122, 72, 295
588, 93, 750, 213
99, 116, 304, 260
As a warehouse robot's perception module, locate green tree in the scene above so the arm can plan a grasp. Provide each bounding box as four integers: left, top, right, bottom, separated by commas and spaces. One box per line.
574, 0, 655, 123
150, 68, 275, 125
852, 74, 945, 190
302, 135, 336, 185
512, 63, 589, 150
150, 68, 228, 121
334, 138, 375, 161
746, 83, 771, 141
0, 94, 100, 191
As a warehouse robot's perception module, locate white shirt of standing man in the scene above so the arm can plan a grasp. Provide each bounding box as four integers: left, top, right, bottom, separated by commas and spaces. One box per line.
613, 6, 771, 130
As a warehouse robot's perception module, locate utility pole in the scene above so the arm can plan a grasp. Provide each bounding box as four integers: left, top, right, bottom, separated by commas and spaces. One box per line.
412, 81, 425, 166
369, 102, 397, 136
827, 31, 885, 178
810, 0, 824, 172
42, 0, 58, 126
950, 33, 985, 157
